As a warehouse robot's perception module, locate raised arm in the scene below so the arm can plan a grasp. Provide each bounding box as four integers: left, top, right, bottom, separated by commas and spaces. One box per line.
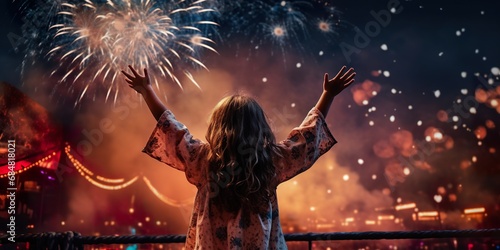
122, 65, 167, 120
314, 66, 356, 118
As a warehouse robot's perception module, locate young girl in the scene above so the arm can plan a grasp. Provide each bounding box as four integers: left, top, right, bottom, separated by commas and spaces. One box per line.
122, 65, 355, 249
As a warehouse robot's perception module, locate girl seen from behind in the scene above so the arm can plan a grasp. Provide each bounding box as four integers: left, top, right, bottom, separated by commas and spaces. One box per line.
122, 65, 355, 249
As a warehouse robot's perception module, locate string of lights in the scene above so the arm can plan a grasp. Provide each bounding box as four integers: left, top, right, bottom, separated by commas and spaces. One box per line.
65, 144, 139, 190
84, 175, 139, 190
0, 151, 59, 178
65, 145, 94, 176
143, 176, 193, 207
96, 175, 125, 184
1, 143, 194, 206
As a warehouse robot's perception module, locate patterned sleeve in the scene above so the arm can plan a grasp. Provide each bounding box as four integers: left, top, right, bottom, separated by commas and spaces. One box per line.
274, 107, 337, 184
142, 109, 205, 186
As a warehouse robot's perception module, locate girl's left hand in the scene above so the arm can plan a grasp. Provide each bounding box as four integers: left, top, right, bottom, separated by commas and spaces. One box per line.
323, 66, 356, 96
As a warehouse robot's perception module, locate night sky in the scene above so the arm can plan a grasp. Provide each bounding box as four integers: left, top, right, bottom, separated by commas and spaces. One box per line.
1, 0, 500, 235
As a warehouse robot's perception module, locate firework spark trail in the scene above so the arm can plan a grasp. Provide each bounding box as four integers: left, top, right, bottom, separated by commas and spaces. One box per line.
18, 0, 218, 106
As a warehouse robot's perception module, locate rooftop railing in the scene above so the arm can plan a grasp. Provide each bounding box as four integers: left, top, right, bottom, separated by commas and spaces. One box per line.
1, 229, 500, 249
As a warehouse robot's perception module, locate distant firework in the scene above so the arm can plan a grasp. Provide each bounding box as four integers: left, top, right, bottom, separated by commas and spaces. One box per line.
18, 0, 218, 105
217, 0, 342, 60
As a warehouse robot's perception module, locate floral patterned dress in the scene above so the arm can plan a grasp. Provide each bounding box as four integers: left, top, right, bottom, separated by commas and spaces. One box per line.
143, 107, 336, 249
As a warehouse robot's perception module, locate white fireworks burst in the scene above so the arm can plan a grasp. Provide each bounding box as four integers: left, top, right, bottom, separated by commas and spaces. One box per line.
46, 0, 218, 105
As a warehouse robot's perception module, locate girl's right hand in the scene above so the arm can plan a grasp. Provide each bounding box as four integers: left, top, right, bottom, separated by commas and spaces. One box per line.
121, 65, 151, 95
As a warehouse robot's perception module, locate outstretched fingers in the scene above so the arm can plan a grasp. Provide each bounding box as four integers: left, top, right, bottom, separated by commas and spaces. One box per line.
345, 79, 355, 87
128, 65, 140, 77
344, 71, 356, 83
341, 67, 355, 79
121, 70, 134, 80
334, 65, 347, 79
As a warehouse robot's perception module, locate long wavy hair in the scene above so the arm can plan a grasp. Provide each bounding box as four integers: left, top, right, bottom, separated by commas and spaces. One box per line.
205, 95, 279, 213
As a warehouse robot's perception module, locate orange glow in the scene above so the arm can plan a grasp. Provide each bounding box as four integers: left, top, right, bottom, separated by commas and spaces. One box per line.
436, 110, 449, 122
418, 211, 438, 217
390, 130, 413, 151
424, 127, 444, 143
316, 224, 335, 229
444, 136, 454, 149
413, 161, 433, 171
395, 203, 416, 211
474, 126, 487, 140
460, 160, 472, 170
377, 215, 394, 220
371, 70, 381, 77
365, 220, 376, 225
437, 186, 446, 195
448, 193, 457, 202
373, 140, 395, 158
352, 89, 369, 105
475, 88, 488, 103
351, 79, 381, 106
400, 145, 418, 157
384, 162, 405, 186
464, 207, 485, 214
485, 119, 495, 129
